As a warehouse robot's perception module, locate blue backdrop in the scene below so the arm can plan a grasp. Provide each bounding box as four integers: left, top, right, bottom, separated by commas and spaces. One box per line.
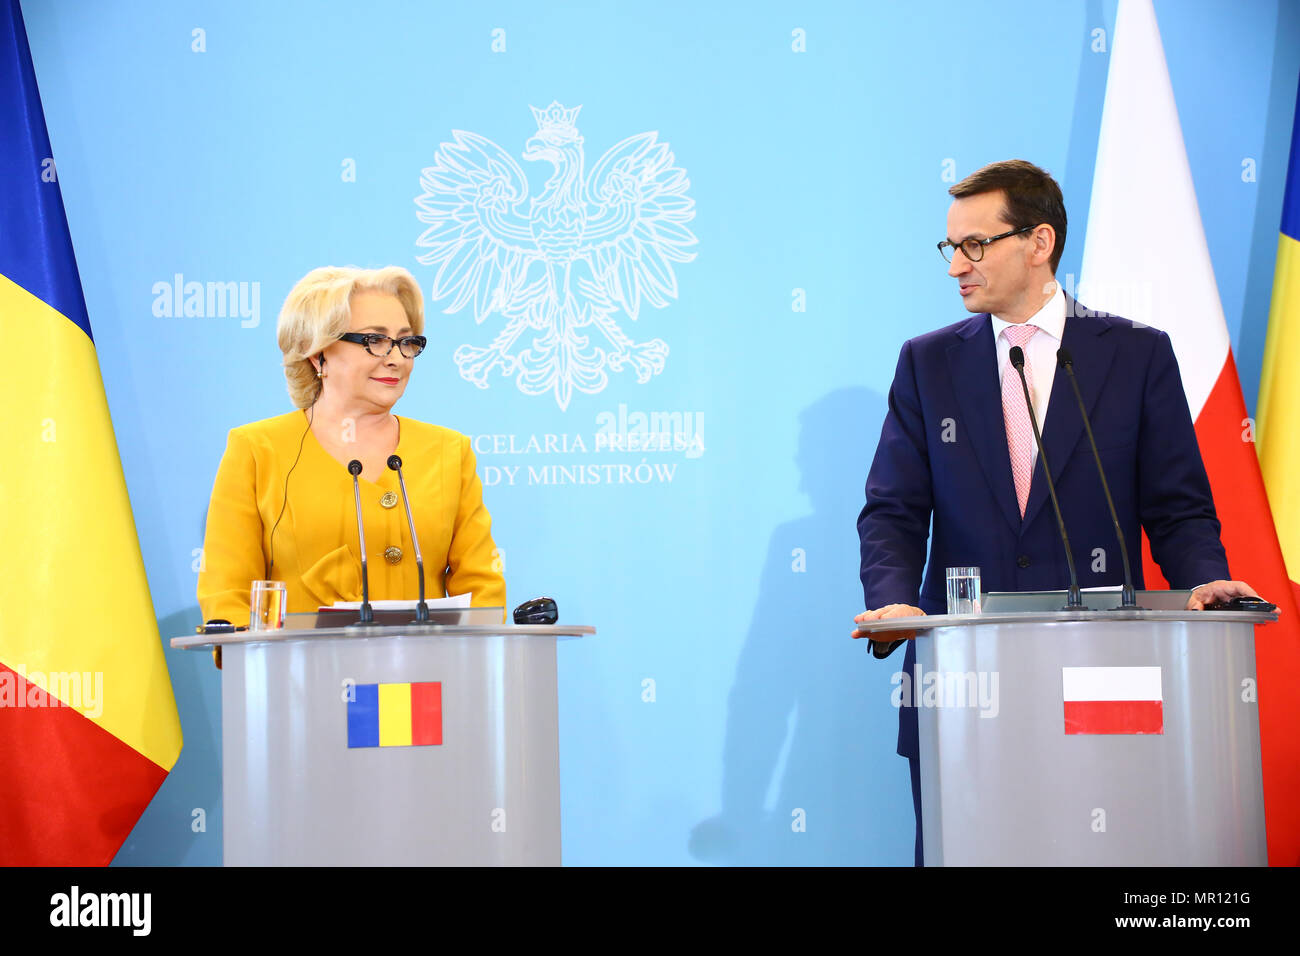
21, 0, 1299, 865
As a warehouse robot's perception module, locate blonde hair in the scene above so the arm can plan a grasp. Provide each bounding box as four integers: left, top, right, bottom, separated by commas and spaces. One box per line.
277, 266, 426, 408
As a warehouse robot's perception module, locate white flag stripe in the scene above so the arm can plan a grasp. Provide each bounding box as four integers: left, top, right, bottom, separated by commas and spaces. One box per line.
1078, 0, 1229, 420
1062, 666, 1163, 702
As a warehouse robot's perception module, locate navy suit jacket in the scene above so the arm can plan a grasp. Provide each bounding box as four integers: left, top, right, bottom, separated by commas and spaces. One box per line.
857, 300, 1229, 758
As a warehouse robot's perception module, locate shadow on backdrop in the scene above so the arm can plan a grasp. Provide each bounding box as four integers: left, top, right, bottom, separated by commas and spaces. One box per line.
1058, 0, 1109, 286
1238, 0, 1300, 417
111, 510, 221, 865
688, 386, 908, 865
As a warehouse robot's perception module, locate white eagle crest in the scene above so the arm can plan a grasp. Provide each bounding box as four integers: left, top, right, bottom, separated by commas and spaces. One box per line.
414, 103, 697, 410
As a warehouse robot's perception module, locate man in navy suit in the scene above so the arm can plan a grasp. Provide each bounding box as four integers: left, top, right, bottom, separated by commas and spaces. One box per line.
853, 160, 1258, 867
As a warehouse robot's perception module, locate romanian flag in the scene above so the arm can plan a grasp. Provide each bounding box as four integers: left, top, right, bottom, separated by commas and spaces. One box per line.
347, 682, 444, 748
1258, 82, 1300, 630
0, 1, 182, 864
1080, 0, 1300, 864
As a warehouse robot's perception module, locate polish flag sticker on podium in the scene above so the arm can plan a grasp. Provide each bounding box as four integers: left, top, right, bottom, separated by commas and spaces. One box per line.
1062, 667, 1164, 735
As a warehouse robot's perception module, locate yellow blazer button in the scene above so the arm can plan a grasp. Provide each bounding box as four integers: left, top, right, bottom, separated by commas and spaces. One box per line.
384, 546, 403, 565
380, 491, 399, 509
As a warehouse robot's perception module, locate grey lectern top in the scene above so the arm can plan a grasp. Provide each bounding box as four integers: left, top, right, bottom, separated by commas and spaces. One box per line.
174, 616, 595, 866
863, 608, 1276, 866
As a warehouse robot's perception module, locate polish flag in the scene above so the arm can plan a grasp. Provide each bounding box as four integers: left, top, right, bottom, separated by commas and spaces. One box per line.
1062, 667, 1163, 735
1079, 0, 1300, 862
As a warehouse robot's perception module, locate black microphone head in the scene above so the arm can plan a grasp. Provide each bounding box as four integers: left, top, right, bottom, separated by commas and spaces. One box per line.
347, 459, 363, 477
387, 454, 403, 471
1057, 347, 1074, 369
1009, 345, 1026, 370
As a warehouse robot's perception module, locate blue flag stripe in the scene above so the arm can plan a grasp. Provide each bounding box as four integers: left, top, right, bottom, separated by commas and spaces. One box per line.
346, 683, 379, 748
0, 0, 92, 340
1282, 73, 1300, 243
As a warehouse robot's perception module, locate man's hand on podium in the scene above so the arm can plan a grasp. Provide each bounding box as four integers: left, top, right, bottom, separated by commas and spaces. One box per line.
1185, 579, 1261, 611
852, 604, 925, 643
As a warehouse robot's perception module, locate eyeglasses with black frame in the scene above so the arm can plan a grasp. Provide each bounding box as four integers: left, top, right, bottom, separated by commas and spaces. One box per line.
937, 225, 1035, 263
338, 332, 427, 358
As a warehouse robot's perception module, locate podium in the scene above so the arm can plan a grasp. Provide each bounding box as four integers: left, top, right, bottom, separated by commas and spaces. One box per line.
172, 617, 595, 866
865, 608, 1276, 866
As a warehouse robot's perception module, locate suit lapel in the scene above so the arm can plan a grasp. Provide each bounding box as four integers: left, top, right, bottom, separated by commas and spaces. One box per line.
1021, 303, 1117, 529
946, 314, 1021, 533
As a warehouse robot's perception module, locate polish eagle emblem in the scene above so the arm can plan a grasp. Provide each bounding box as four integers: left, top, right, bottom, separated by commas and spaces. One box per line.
414, 103, 697, 410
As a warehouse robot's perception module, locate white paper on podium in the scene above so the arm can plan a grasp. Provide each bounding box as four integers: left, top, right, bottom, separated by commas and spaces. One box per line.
323, 592, 472, 611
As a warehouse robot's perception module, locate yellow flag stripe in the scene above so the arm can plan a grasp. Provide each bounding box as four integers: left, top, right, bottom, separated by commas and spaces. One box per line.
0, 273, 182, 770
378, 683, 413, 747
1258, 232, 1300, 579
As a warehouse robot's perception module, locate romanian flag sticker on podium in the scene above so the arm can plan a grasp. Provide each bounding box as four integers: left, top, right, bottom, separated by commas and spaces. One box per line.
347, 681, 443, 748
1062, 667, 1164, 735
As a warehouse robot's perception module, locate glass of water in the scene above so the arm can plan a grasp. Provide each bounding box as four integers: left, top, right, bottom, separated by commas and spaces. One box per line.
250, 580, 287, 630
946, 567, 981, 615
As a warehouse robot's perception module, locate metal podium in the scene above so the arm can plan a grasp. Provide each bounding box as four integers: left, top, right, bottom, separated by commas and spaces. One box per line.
864, 608, 1276, 866
172, 617, 595, 866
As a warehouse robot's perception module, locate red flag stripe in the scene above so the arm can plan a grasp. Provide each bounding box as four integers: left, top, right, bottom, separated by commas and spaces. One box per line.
1141, 352, 1300, 864
0, 662, 169, 865
410, 681, 442, 746
1064, 699, 1164, 735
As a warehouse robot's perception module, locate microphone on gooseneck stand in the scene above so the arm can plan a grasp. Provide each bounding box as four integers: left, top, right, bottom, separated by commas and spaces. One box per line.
387, 454, 429, 624
348, 460, 376, 625
1057, 348, 1144, 610
1009, 346, 1087, 611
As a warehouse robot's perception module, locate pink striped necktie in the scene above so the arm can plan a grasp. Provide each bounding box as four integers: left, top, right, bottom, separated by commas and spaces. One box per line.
1001, 324, 1040, 518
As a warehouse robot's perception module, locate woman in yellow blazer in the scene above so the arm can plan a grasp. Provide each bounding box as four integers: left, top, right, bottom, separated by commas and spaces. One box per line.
197, 265, 505, 626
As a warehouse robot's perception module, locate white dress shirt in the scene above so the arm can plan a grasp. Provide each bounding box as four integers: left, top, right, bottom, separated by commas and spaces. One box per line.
992, 283, 1067, 472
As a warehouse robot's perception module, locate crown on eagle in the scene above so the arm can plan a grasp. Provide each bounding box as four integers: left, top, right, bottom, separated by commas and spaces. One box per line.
530, 101, 581, 132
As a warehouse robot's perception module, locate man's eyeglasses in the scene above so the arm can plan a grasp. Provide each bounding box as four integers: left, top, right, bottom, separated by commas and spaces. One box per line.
339, 332, 427, 359
937, 225, 1035, 263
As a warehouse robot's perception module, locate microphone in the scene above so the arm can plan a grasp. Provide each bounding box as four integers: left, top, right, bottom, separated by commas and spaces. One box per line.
1009, 346, 1086, 611
1057, 348, 1143, 609
387, 454, 429, 623
347, 460, 376, 625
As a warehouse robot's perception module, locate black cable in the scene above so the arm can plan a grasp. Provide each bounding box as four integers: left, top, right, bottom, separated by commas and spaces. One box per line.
266, 401, 314, 578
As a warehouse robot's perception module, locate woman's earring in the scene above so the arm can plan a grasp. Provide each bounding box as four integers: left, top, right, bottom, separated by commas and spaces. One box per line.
317, 360, 327, 379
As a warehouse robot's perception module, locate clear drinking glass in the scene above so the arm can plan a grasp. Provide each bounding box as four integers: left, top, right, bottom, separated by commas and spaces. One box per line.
250, 580, 287, 630
945, 567, 982, 615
